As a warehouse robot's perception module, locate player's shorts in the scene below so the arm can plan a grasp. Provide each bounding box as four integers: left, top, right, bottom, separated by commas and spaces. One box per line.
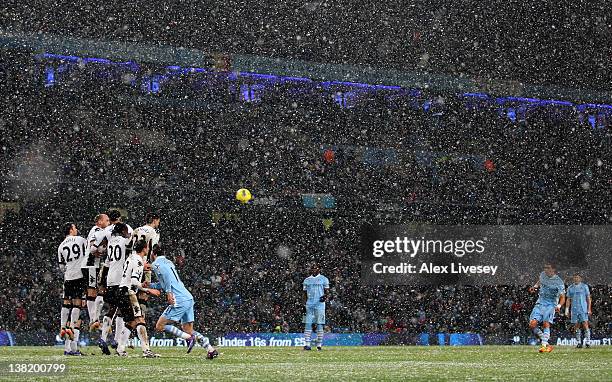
104, 286, 121, 306
529, 304, 556, 324
161, 299, 195, 324
63, 278, 86, 300
82, 267, 98, 289
117, 287, 142, 322
303, 305, 326, 325
571, 311, 589, 324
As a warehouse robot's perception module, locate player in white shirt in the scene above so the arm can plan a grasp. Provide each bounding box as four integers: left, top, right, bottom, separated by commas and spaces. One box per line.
81, 213, 109, 330
58, 223, 88, 356
90, 210, 133, 331
96, 223, 131, 355
130, 213, 161, 318
115, 239, 160, 357
90, 210, 134, 346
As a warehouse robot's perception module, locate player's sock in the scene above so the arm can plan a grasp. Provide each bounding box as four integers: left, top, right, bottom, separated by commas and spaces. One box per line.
115, 317, 125, 343
70, 307, 81, 327
575, 329, 582, 344
136, 323, 150, 352
61, 305, 71, 328
64, 338, 72, 353
71, 329, 80, 352
86, 298, 96, 323
94, 296, 105, 322
584, 328, 591, 344
192, 330, 212, 349
101, 316, 112, 341
542, 327, 550, 346
163, 324, 191, 340
117, 327, 130, 353
304, 325, 312, 347
532, 327, 543, 339
316, 324, 324, 347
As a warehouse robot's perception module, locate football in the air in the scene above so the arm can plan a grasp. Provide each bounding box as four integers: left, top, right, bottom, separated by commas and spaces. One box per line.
236, 188, 252, 204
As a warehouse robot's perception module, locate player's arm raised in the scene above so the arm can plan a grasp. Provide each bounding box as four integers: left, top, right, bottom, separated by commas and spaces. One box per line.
90, 232, 108, 257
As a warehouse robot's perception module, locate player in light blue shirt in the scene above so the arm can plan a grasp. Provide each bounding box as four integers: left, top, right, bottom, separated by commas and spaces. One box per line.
528, 262, 565, 353
149, 249, 218, 359
302, 263, 330, 351
566, 273, 592, 348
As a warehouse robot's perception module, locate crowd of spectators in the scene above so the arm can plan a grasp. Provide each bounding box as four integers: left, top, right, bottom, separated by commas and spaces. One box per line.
0, 51, 610, 343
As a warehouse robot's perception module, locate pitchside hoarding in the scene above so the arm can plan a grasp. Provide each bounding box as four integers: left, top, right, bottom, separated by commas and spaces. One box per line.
213, 333, 482, 347
361, 225, 611, 285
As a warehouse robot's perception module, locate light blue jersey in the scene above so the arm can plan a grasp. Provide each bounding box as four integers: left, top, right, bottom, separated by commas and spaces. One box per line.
303, 274, 330, 308
151, 256, 193, 303
303, 274, 329, 326
567, 283, 590, 313
536, 272, 565, 306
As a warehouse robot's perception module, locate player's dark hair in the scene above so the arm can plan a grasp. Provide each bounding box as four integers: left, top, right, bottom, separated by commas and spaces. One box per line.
108, 209, 122, 222
133, 239, 147, 253
544, 261, 556, 270
145, 212, 160, 224
63, 222, 75, 236
112, 222, 127, 236
95, 214, 106, 223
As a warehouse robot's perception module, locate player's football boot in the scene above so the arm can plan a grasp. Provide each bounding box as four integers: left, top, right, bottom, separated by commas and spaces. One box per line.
317, 346, 322, 351
186, 334, 197, 354
538, 344, 553, 353
303, 346, 312, 351
143, 349, 161, 358
98, 338, 111, 355
115, 350, 128, 357
64, 351, 73, 356
206, 349, 219, 359
585, 341, 590, 348
576, 343, 583, 349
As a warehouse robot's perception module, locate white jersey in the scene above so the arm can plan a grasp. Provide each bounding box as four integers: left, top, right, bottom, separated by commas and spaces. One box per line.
119, 253, 145, 293
105, 235, 130, 287
82, 225, 104, 268
92, 223, 134, 265
58, 235, 88, 281
130, 225, 159, 259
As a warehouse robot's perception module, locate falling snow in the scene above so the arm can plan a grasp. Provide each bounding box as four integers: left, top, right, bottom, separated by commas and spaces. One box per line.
0, 3, 610, 352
